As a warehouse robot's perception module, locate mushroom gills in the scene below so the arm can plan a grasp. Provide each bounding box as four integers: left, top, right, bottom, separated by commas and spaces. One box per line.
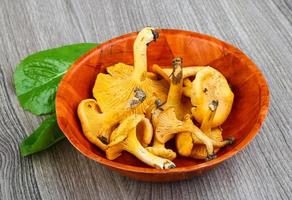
78, 94, 157, 151
156, 107, 231, 159
147, 58, 192, 160
106, 114, 176, 169
93, 27, 168, 115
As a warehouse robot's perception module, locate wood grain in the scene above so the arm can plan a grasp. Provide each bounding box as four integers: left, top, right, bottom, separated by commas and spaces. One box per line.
0, 0, 291, 199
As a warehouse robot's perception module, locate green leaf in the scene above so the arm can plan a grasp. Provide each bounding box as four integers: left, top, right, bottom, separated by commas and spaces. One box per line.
20, 114, 65, 157
13, 43, 98, 115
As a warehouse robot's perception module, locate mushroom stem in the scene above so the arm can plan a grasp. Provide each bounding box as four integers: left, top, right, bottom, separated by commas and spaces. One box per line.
153, 65, 205, 83
146, 72, 158, 80
155, 107, 229, 157
162, 66, 204, 78
133, 43, 147, 81
132, 28, 159, 82
212, 139, 234, 147
152, 64, 170, 81
198, 100, 233, 147
167, 58, 183, 107
200, 100, 219, 133
146, 139, 177, 160
184, 119, 232, 155
125, 129, 175, 169
182, 119, 215, 155
107, 114, 175, 169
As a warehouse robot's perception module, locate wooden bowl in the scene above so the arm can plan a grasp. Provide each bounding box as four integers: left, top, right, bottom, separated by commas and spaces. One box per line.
56, 29, 269, 182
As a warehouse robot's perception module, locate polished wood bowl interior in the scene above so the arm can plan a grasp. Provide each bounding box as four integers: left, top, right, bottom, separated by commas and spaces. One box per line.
56, 29, 269, 182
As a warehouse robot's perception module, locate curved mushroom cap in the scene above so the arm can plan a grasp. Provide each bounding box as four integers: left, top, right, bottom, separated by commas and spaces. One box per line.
192, 127, 223, 144
175, 131, 193, 157
190, 128, 223, 159
106, 63, 133, 79
93, 67, 168, 113
77, 99, 107, 151
109, 114, 144, 146
155, 107, 184, 143
191, 67, 234, 127
107, 114, 144, 160
136, 118, 153, 147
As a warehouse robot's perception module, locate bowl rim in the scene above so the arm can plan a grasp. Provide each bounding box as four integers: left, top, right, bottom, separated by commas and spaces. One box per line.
56, 29, 270, 174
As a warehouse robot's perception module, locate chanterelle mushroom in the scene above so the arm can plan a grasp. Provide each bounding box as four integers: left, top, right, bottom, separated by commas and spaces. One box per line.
175, 131, 193, 157
176, 67, 234, 159
78, 93, 156, 150
106, 114, 176, 169
191, 128, 225, 159
175, 100, 233, 159
156, 106, 232, 160
155, 58, 192, 120
147, 58, 191, 160
185, 66, 234, 127
78, 99, 115, 151
176, 127, 224, 159
136, 117, 153, 147
93, 27, 168, 114
200, 100, 219, 133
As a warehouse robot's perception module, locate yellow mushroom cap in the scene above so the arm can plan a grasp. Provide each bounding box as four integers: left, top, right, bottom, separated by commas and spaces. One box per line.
191, 67, 234, 127
93, 66, 168, 113
175, 131, 193, 157
106, 63, 133, 79
77, 99, 108, 151
107, 63, 158, 80
136, 117, 154, 147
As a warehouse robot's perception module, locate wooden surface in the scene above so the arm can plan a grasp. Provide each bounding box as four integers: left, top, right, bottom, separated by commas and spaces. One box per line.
0, 0, 291, 199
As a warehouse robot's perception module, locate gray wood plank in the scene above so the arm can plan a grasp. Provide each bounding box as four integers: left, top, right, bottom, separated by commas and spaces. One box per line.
0, 0, 291, 199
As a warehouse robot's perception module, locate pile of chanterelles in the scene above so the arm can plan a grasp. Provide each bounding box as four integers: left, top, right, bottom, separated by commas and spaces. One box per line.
77, 27, 234, 169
